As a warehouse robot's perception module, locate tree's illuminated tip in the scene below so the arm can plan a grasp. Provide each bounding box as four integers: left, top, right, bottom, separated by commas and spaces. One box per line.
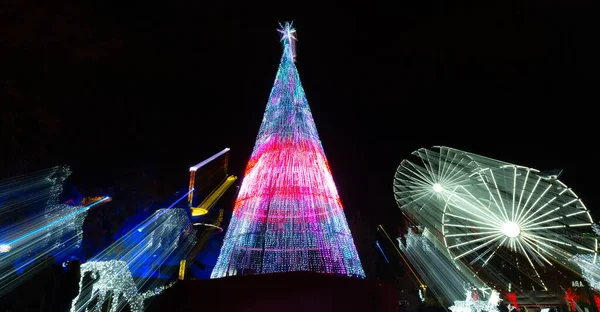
277, 21, 297, 43
502, 222, 521, 238
432, 183, 444, 192
0, 244, 11, 253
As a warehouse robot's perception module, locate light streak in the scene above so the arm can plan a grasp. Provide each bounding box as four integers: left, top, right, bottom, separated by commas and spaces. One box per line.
380, 225, 427, 290
137, 189, 193, 232
188, 148, 231, 207
191, 175, 237, 216
0, 166, 109, 297
192, 223, 223, 232
6, 197, 109, 247
189, 148, 230, 172
376, 241, 390, 264
397, 227, 486, 307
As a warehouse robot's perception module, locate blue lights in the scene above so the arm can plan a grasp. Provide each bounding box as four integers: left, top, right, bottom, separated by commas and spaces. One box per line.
6, 197, 110, 247
136, 188, 193, 233
376, 241, 390, 264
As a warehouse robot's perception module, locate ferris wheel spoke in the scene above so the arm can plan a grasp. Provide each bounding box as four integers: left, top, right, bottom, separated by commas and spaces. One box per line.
403, 161, 435, 186
394, 175, 432, 189
569, 223, 594, 227
479, 237, 507, 268
487, 170, 510, 222
455, 187, 505, 225
566, 210, 589, 218
448, 233, 504, 249
522, 215, 564, 230
524, 224, 565, 231
444, 212, 501, 228
516, 184, 552, 225
575, 245, 596, 253
562, 198, 580, 208
514, 177, 541, 224
511, 167, 517, 222
525, 193, 576, 226
520, 235, 560, 265
397, 165, 430, 186
441, 153, 468, 185
399, 190, 436, 208
446, 202, 501, 228
453, 234, 504, 260
513, 169, 530, 224
448, 194, 504, 226
444, 167, 471, 188
437, 149, 446, 181
417, 150, 437, 184
397, 186, 432, 200
519, 199, 559, 228
403, 186, 439, 198
477, 172, 509, 223
468, 240, 497, 265
394, 179, 428, 193
521, 234, 560, 254
443, 224, 500, 231
445, 231, 500, 238
521, 232, 571, 247
521, 207, 561, 228
438, 148, 455, 184
516, 239, 548, 290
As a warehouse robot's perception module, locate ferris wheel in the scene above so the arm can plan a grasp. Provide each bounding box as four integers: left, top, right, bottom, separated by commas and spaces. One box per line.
393, 146, 506, 232
441, 164, 598, 289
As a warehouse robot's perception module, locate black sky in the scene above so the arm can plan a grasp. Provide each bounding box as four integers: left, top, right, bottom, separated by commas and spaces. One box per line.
2, 0, 597, 235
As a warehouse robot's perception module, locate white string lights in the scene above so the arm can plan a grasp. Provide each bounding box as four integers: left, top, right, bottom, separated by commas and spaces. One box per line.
449, 289, 501, 312
571, 254, 600, 291
70, 208, 197, 312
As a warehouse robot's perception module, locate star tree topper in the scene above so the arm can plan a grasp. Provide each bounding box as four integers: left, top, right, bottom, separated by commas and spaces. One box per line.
278, 21, 297, 61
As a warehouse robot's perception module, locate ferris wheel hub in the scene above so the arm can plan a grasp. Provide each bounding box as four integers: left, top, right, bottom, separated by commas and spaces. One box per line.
432, 183, 444, 192
502, 222, 521, 238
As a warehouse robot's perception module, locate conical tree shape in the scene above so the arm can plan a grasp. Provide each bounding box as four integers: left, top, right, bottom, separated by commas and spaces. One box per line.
211, 23, 365, 278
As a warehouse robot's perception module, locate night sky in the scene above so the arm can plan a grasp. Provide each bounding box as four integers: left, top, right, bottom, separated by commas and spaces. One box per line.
2, 0, 596, 240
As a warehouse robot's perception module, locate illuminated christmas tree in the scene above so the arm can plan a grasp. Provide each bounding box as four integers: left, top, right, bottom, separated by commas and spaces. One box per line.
211, 22, 365, 278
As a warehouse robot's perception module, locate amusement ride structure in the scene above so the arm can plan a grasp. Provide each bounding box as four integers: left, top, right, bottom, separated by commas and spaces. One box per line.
393, 146, 600, 311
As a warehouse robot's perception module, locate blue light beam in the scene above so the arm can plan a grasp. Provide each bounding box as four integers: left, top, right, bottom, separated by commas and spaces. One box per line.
137, 189, 193, 232
5, 197, 110, 247
376, 241, 390, 264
